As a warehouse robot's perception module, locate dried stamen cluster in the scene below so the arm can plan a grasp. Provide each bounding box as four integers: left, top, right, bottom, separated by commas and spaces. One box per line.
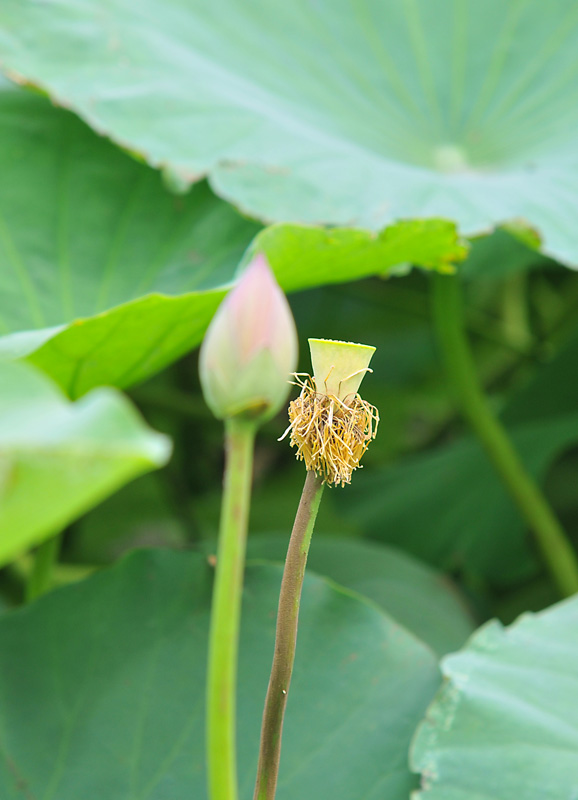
280, 376, 379, 487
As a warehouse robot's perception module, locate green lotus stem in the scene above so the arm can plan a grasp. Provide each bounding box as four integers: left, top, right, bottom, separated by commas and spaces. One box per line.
432, 272, 578, 597
253, 470, 325, 800
207, 418, 256, 800
26, 534, 62, 602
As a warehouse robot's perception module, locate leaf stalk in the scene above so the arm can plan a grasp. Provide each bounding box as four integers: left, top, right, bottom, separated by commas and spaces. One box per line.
432, 271, 578, 597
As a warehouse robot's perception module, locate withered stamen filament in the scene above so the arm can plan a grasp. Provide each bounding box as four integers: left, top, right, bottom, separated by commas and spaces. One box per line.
284, 374, 379, 487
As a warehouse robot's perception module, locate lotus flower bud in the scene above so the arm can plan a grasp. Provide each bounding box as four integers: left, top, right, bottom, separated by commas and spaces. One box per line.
199, 253, 298, 422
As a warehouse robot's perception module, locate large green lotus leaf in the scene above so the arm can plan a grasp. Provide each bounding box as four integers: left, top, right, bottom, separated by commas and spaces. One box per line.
0, 361, 170, 567
247, 536, 475, 656
411, 596, 578, 799
0, 1, 577, 264
0, 81, 465, 396
0, 549, 440, 799
0, 81, 259, 397
342, 330, 578, 584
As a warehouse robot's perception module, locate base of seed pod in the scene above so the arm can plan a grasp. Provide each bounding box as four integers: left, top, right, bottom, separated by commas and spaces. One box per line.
280, 376, 379, 487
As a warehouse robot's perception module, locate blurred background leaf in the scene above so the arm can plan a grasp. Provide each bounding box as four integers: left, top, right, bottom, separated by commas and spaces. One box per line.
245, 536, 476, 656
460, 228, 556, 280
341, 327, 578, 586
0, 361, 170, 567
0, 549, 440, 799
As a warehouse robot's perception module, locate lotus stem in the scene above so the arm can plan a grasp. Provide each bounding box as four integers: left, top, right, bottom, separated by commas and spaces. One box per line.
432, 271, 578, 597
253, 470, 325, 800
207, 417, 256, 800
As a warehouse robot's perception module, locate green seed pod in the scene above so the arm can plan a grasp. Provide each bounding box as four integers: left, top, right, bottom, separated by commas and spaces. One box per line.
309, 338, 375, 399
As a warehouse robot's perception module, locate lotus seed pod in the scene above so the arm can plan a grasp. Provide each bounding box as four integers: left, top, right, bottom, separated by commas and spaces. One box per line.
199, 253, 298, 422
309, 338, 375, 399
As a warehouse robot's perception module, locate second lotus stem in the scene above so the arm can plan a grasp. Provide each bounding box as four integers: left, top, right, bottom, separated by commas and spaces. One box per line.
253, 470, 325, 800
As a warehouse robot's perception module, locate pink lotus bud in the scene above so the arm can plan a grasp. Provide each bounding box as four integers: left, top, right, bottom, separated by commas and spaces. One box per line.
199, 254, 298, 422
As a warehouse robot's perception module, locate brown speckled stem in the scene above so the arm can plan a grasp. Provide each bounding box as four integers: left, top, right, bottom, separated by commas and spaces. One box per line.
253, 470, 325, 800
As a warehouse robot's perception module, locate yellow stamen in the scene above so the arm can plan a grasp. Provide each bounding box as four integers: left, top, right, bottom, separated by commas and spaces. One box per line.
280, 375, 379, 487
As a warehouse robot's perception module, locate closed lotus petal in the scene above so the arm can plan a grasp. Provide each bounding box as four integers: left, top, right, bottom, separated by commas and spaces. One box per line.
200, 253, 298, 421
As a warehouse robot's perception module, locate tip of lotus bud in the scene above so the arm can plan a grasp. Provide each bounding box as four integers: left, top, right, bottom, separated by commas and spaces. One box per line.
308, 338, 375, 399
199, 253, 298, 422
